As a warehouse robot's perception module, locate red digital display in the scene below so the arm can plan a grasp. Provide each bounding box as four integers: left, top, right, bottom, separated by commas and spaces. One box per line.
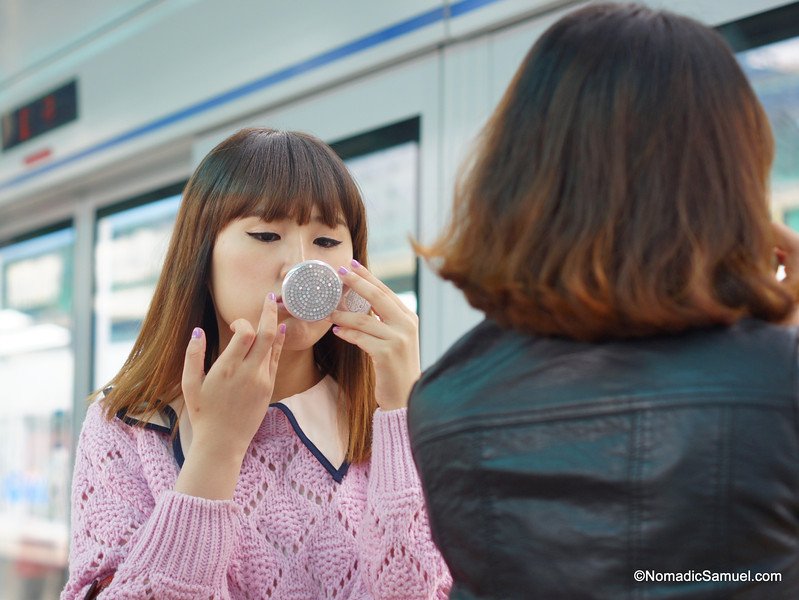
2, 80, 78, 151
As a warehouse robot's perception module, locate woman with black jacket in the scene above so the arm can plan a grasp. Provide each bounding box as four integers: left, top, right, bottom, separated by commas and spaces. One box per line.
409, 3, 799, 599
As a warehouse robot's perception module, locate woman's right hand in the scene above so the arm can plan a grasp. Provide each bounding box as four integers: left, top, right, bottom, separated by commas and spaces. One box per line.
175, 293, 285, 499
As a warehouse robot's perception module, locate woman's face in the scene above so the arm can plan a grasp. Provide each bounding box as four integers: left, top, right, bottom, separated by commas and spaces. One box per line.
210, 208, 354, 352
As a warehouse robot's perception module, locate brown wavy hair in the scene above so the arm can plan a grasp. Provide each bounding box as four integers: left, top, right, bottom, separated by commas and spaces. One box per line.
100, 128, 377, 462
418, 2, 793, 341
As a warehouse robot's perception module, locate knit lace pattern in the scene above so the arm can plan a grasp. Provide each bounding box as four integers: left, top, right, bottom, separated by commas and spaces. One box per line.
60, 397, 451, 599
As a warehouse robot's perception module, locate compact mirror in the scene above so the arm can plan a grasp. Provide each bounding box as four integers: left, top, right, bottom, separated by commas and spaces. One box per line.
281, 260, 371, 321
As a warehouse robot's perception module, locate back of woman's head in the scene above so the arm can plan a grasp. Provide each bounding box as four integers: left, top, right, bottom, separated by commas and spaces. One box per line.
422, 2, 792, 340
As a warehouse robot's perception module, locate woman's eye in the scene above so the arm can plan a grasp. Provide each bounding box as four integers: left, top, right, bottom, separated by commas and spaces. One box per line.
247, 232, 281, 242
315, 237, 342, 248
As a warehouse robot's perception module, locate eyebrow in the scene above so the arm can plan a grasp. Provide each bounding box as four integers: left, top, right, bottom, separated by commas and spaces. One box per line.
312, 214, 346, 227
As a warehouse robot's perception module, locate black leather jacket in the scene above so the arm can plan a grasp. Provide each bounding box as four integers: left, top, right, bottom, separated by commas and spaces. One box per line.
408, 318, 799, 599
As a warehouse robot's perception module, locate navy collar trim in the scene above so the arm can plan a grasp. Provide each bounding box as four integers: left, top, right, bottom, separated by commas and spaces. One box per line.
115, 404, 184, 468
271, 403, 350, 483
163, 405, 185, 468
115, 406, 173, 435
115, 403, 346, 480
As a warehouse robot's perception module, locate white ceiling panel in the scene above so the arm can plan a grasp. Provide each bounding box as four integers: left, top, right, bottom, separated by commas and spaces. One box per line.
0, 0, 160, 89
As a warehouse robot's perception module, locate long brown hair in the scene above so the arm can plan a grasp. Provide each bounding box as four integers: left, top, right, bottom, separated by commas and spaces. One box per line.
418, 2, 793, 341
101, 128, 377, 462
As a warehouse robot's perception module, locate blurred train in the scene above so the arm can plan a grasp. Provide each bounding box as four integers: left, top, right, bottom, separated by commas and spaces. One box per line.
0, 0, 797, 596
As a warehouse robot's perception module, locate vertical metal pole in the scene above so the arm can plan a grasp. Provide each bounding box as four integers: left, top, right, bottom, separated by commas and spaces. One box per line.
68, 200, 95, 517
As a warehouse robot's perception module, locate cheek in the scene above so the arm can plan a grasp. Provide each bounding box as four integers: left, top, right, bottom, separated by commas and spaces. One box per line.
323, 242, 354, 271
211, 243, 272, 324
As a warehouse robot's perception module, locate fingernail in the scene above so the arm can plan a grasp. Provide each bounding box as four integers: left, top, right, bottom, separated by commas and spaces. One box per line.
338, 266, 349, 276
279, 323, 287, 334
332, 326, 341, 334
191, 327, 203, 339
351, 259, 362, 269
268, 292, 276, 302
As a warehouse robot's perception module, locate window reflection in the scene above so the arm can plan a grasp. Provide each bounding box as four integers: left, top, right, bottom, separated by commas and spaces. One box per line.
737, 37, 799, 228
94, 193, 181, 389
0, 227, 73, 598
334, 118, 420, 314
346, 142, 419, 312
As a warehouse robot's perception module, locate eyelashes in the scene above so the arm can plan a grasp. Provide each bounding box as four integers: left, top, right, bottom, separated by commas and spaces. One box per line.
314, 237, 342, 249
247, 232, 280, 242
247, 232, 342, 248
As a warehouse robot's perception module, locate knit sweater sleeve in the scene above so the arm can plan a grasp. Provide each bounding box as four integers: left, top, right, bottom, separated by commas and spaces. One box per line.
353, 407, 452, 599
60, 403, 240, 600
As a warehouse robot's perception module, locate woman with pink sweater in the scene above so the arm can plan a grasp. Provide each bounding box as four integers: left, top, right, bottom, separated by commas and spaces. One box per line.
61, 128, 452, 599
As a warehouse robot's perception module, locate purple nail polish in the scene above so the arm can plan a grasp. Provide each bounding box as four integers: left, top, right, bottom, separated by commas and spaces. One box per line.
351, 259, 362, 269
268, 292, 276, 302
338, 266, 349, 276
279, 323, 287, 334
332, 326, 341, 334
192, 327, 203, 339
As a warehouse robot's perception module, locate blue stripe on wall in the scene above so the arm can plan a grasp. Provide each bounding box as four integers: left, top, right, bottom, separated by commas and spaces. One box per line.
0, 0, 504, 193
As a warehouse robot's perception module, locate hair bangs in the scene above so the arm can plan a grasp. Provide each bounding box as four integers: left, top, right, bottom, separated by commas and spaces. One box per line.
210, 130, 353, 229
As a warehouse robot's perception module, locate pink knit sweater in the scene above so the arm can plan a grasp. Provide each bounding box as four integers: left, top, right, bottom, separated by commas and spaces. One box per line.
61, 378, 452, 599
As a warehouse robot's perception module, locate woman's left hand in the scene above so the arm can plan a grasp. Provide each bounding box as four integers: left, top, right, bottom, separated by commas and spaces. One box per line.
327, 260, 420, 411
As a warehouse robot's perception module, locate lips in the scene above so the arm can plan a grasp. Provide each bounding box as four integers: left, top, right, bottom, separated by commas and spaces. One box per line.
274, 294, 288, 313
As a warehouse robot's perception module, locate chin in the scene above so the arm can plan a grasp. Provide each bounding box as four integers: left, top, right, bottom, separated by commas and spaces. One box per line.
281, 318, 330, 352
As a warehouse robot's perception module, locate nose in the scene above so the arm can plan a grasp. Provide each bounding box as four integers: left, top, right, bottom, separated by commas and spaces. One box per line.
278, 238, 308, 280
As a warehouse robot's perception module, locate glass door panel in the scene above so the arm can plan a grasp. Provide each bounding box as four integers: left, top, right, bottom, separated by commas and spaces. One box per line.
0, 226, 74, 598
93, 188, 182, 389
333, 118, 420, 313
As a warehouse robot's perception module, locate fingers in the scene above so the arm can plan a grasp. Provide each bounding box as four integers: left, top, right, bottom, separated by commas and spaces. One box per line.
329, 261, 421, 373
328, 310, 390, 339
349, 259, 415, 316
182, 327, 206, 402
219, 318, 258, 365
773, 223, 799, 271
331, 321, 420, 378
337, 262, 414, 324
773, 222, 799, 279
331, 324, 384, 357
268, 323, 287, 378
247, 293, 279, 365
